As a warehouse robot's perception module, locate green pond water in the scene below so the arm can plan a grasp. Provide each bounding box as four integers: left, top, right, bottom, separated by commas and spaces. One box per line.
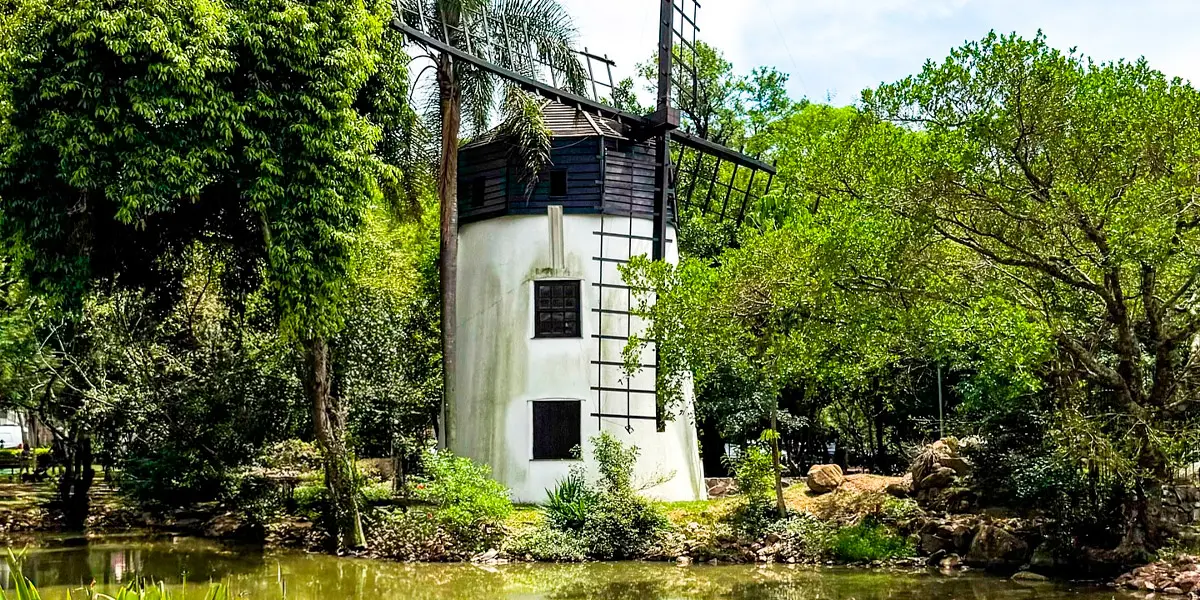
1, 535, 1133, 600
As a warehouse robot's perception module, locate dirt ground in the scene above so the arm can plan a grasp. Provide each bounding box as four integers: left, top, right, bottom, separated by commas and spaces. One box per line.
783, 473, 908, 514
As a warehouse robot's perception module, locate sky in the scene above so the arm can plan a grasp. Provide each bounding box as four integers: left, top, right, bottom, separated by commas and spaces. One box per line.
558, 0, 1200, 106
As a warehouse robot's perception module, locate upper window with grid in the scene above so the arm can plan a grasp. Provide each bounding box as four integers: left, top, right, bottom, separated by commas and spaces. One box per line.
534, 280, 580, 338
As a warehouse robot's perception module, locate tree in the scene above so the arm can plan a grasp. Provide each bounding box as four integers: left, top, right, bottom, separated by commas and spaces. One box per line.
858, 32, 1200, 558
0, 0, 405, 547
397, 0, 585, 448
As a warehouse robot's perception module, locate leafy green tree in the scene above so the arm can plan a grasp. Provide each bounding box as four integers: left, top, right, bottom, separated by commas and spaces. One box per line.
859, 32, 1200, 557
397, 0, 585, 447
0, 0, 408, 547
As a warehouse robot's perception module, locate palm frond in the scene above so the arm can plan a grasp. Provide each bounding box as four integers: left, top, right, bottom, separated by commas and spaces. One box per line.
492, 86, 551, 199
490, 0, 587, 95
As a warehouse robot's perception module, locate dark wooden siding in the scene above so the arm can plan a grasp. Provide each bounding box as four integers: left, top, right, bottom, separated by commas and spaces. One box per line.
509, 138, 603, 215
459, 136, 673, 224
458, 143, 510, 223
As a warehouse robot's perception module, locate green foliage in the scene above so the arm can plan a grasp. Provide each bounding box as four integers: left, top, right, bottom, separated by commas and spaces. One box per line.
542, 469, 596, 531
537, 433, 668, 560
415, 449, 513, 536
764, 514, 836, 562
507, 526, 589, 562
260, 440, 322, 472
828, 520, 913, 563
726, 442, 777, 535
581, 485, 669, 560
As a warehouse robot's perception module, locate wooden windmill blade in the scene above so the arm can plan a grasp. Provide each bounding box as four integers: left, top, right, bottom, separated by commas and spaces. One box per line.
659, 0, 777, 238
391, 0, 776, 248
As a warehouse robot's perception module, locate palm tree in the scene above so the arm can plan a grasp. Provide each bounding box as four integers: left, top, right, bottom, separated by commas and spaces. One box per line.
398, 0, 586, 447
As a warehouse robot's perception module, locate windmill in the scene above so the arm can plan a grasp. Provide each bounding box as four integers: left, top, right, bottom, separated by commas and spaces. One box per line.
394, 0, 775, 502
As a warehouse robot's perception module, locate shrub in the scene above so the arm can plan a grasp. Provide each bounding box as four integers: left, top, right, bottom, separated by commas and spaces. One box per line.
538, 433, 669, 560
415, 449, 512, 537
583, 489, 669, 559
828, 520, 912, 563
765, 514, 837, 562
725, 441, 778, 536
581, 433, 668, 559
543, 469, 596, 531
507, 525, 589, 562
292, 482, 327, 520
261, 439, 322, 472
220, 471, 284, 534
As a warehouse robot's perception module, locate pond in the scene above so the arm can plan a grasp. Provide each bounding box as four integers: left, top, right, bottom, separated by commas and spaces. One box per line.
1, 535, 1133, 600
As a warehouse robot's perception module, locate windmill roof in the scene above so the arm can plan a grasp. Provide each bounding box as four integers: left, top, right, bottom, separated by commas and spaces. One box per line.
463, 100, 627, 150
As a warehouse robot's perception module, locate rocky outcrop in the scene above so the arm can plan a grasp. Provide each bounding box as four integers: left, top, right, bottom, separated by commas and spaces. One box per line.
1162, 484, 1200, 543
965, 524, 1031, 570
806, 464, 844, 494
705, 478, 736, 498
908, 514, 1043, 573
1115, 555, 1200, 596
909, 438, 977, 512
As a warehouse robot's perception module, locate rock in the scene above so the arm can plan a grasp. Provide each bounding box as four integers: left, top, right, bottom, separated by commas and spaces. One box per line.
1162, 587, 1185, 595
204, 513, 243, 538
939, 554, 962, 570
1012, 571, 1048, 582
939, 456, 972, 476
764, 533, 781, 545
676, 556, 692, 566
806, 464, 844, 494
918, 467, 958, 491
472, 549, 499, 563
886, 481, 912, 498
705, 477, 736, 498
964, 524, 1030, 570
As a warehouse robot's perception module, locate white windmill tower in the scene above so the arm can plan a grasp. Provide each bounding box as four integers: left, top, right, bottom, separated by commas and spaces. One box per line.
395, 0, 775, 502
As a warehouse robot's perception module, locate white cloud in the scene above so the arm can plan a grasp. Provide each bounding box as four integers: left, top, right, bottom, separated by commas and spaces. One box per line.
560, 0, 1200, 105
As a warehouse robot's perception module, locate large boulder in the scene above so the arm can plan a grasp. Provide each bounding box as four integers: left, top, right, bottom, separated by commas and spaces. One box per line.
965, 524, 1030, 570
806, 464, 844, 494
910, 438, 973, 494
917, 467, 957, 491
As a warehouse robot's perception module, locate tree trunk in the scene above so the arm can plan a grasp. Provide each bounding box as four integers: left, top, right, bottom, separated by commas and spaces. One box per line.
436, 54, 461, 450
54, 428, 93, 529
770, 409, 787, 518
306, 336, 365, 550
1114, 441, 1169, 561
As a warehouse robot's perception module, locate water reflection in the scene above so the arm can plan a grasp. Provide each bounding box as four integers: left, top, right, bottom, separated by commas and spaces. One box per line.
1, 536, 1134, 600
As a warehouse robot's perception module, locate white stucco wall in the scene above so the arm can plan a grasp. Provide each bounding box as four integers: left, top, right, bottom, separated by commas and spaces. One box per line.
453, 212, 705, 503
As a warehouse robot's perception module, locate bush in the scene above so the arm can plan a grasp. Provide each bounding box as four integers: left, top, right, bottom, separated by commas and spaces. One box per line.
828, 520, 912, 563
507, 526, 590, 562
415, 449, 512, 538
220, 471, 284, 533
765, 514, 836, 562
543, 470, 596, 531
726, 441, 778, 536
537, 433, 668, 560
261, 439, 321, 472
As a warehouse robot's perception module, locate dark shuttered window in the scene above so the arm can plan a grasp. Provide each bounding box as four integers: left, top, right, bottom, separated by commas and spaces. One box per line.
532, 400, 581, 460
534, 280, 580, 338
549, 169, 568, 197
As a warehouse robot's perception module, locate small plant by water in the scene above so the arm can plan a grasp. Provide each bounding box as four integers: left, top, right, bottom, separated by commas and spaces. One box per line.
828, 520, 913, 563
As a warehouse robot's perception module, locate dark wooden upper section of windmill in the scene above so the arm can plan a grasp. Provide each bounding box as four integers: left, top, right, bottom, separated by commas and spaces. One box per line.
457, 101, 673, 225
